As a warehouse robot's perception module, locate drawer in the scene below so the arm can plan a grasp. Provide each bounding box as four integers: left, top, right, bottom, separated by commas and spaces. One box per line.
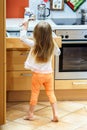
7, 71, 45, 90
7, 71, 32, 90
7, 50, 29, 70
55, 80, 87, 89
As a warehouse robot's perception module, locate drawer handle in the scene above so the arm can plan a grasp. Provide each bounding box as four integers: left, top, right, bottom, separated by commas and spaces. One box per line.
72, 82, 87, 85
20, 73, 32, 77
20, 52, 29, 56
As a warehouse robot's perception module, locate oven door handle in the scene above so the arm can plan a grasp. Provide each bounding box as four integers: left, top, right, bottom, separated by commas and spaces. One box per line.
63, 40, 87, 44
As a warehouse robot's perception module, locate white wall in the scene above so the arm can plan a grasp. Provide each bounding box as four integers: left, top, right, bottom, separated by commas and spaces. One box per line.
29, 0, 87, 19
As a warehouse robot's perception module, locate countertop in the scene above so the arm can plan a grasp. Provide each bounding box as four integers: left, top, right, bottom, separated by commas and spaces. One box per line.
6, 18, 87, 31
6, 18, 56, 31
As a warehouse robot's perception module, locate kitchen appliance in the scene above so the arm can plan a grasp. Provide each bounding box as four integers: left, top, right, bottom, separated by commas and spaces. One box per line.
53, 18, 87, 80
37, 4, 50, 20
80, 8, 87, 24
52, 18, 87, 25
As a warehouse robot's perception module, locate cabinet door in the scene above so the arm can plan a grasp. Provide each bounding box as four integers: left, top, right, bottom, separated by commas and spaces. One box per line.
0, 0, 6, 125
7, 71, 46, 91
7, 50, 29, 70
7, 71, 32, 90
55, 80, 87, 89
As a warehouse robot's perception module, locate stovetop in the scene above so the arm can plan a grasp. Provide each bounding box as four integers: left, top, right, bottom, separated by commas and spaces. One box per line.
52, 18, 87, 40
52, 18, 87, 25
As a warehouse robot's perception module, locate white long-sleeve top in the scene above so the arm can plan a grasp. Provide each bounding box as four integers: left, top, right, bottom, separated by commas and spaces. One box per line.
20, 29, 61, 73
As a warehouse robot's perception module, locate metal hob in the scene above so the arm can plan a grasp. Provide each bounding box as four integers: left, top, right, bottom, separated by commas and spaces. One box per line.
52, 18, 87, 41
52, 18, 87, 25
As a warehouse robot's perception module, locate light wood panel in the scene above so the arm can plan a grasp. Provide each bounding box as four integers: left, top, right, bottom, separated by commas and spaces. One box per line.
55, 80, 87, 89
0, 0, 6, 125
55, 90, 87, 100
7, 90, 48, 102
6, 36, 62, 49
6, 38, 30, 49
7, 71, 32, 90
7, 50, 29, 70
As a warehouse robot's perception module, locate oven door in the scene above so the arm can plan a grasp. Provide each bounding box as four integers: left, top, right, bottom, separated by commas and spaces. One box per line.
55, 40, 87, 79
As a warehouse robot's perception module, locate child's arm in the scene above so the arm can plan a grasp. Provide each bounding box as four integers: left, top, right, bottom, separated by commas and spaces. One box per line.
52, 31, 62, 48
53, 40, 61, 56
52, 32, 61, 56
20, 21, 34, 47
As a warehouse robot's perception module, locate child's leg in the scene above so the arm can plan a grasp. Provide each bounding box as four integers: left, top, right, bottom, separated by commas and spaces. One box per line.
44, 74, 59, 122
24, 105, 35, 120
51, 102, 59, 122
24, 73, 41, 120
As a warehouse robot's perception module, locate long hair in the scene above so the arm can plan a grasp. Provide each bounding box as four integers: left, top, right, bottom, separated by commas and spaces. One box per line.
32, 21, 54, 63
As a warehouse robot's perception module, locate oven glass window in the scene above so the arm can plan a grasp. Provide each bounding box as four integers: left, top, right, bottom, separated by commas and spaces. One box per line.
59, 44, 87, 72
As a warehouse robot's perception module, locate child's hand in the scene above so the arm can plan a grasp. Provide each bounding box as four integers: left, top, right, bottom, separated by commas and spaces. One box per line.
20, 21, 29, 30
20, 16, 35, 30
22, 21, 29, 30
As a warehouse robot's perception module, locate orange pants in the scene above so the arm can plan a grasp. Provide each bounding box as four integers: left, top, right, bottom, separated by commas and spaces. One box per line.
30, 72, 57, 105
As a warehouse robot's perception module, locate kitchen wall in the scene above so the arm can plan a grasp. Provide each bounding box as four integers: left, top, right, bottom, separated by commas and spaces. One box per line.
6, 0, 87, 19
29, 0, 87, 19
6, 0, 28, 18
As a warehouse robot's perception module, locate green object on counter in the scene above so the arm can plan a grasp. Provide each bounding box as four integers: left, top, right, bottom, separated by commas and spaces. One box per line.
74, 0, 86, 11
65, 0, 86, 12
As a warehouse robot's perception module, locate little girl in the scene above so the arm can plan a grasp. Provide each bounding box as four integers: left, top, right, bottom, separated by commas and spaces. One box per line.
20, 20, 61, 122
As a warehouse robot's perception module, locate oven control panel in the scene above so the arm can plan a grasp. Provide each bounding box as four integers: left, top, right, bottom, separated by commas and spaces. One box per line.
56, 29, 87, 40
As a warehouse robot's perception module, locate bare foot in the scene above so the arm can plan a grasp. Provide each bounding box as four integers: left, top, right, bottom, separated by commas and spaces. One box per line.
51, 116, 59, 122
23, 112, 35, 121
23, 116, 35, 121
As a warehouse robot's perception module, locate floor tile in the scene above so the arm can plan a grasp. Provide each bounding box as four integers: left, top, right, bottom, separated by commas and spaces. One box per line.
38, 101, 50, 106
9, 102, 46, 112
35, 106, 70, 119
57, 101, 84, 112
0, 122, 33, 130
75, 123, 87, 130
14, 116, 50, 129
6, 109, 26, 121
6, 102, 21, 108
5, 101, 87, 130
35, 121, 78, 130
60, 111, 87, 128
75, 101, 87, 105
75, 107, 87, 116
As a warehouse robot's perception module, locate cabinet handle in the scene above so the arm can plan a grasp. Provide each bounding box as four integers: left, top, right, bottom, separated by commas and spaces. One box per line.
72, 82, 87, 85
20, 73, 32, 77
20, 52, 29, 56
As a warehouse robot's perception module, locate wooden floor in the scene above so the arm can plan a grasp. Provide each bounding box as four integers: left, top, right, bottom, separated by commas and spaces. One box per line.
1, 101, 87, 130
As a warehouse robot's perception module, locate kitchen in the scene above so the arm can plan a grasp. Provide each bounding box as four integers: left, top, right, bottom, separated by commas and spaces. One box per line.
1, 0, 87, 129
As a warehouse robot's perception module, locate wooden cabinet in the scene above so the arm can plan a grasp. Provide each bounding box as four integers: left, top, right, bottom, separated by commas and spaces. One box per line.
7, 71, 32, 90
6, 38, 46, 101
6, 48, 33, 101
0, 0, 6, 125
7, 49, 32, 91
55, 80, 87, 90
7, 50, 29, 70
6, 36, 62, 101
55, 80, 87, 100
6, 38, 32, 101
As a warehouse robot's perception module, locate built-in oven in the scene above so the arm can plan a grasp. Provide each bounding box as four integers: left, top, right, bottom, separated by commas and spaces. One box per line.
55, 29, 87, 80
